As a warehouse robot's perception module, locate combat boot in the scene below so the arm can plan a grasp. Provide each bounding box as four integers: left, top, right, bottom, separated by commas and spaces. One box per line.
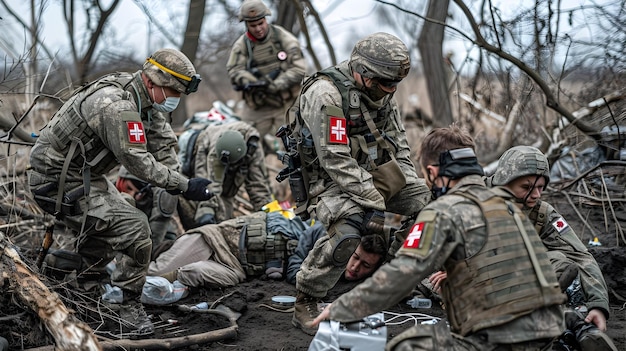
103, 291, 154, 337
292, 291, 320, 335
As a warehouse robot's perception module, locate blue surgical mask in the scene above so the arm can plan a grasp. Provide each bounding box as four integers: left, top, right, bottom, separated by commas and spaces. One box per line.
152, 87, 180, 113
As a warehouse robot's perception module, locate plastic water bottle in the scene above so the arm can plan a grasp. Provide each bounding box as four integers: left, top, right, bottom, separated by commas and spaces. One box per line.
140, 276, 189, 305
102, 284, 123, 304
406, 296, 432, 309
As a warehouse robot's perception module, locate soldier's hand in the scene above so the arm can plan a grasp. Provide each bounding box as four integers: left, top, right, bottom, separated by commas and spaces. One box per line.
311, 303, 332, 327
182, 178, 214, 201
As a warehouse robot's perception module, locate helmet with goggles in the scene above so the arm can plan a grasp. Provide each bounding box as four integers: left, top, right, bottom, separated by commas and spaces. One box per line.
143, 48, 201, 95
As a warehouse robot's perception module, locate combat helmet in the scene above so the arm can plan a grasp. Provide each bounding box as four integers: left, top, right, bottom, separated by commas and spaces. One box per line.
238, 0, 271, 22
491, 145, 550, 186
143, 48, 201, 94
350, 32, 411, 82
118, 166, 149, 187
216, 130, 247, 164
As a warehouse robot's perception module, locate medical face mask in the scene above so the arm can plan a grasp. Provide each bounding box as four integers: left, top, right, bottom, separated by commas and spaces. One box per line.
152, 87, 180, 112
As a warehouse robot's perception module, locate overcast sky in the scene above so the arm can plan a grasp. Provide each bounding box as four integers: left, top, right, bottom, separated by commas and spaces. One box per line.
0, 0, 616, 75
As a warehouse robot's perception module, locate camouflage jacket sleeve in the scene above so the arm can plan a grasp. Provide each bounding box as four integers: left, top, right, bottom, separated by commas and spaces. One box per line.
226, 36, 258, 86
301, 79, 386, 210
192, 128, 221, 218
330, 207, 457, 322
144, 110, 181, 171
271, 25, 306, 91
84, 88, 188, 192
539, 202, 610, 317
244, 144, 273, 211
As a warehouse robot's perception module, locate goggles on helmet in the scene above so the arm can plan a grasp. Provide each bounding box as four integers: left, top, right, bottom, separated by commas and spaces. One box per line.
146, 57, 202, 94
376, 78, 403, 88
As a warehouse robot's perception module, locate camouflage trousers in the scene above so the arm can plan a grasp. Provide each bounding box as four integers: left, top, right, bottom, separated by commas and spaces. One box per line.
61, 178, 152, 295
387, 322, 555, 351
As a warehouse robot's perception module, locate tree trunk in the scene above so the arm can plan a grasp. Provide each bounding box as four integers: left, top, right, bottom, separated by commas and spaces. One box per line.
418, 0, 454, 127
172, 0, 207, 127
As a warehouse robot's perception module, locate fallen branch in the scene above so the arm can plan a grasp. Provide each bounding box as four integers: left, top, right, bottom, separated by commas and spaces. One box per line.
0, 234, 102, 351
98, 308, 238, 350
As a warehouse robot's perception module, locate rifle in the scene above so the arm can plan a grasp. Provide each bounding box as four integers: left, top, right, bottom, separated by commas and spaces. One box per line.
275, 125, 308, 207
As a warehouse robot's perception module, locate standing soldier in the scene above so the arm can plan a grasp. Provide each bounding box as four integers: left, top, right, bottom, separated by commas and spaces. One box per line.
177, 120, 273, 229
289, 32, 431, 335
313, 125, 568, 350
226, 0, 306, 154
28, 48, 213, 336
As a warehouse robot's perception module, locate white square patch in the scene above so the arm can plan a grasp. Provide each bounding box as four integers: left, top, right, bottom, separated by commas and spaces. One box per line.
551, 217, 569, 233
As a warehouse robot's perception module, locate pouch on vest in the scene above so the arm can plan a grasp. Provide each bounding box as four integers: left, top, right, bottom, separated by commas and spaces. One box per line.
369, 157, 406, 202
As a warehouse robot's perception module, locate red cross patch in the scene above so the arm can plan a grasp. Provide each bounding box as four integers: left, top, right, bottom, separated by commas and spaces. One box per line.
328, 116, 348, 144
403, 222, 424, 249
127, 121, 146, 144
552, 217, 569, 233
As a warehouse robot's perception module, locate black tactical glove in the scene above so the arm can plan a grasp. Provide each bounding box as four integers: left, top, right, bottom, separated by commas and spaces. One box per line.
196, 213, 217, 226
182, 178, 214, 201
361, 209, 386, 234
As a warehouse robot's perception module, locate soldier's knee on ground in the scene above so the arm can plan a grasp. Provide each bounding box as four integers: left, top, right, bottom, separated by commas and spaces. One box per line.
329, 214, 363, 266
42, 249, 83, 280
125, 238, 152, 266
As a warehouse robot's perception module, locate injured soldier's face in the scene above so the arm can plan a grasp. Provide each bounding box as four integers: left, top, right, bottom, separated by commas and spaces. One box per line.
344, 245, 382, 281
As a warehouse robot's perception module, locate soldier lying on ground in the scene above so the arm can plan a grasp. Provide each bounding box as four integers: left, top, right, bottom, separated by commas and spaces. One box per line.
148, 211, 386, 288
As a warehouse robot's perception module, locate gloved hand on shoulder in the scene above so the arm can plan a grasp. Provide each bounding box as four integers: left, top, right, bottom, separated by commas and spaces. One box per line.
182, 178, 214, 201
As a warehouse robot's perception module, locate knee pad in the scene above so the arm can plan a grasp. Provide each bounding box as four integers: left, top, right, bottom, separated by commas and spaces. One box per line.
125, 238, 152, 266
329, 214, 363, 267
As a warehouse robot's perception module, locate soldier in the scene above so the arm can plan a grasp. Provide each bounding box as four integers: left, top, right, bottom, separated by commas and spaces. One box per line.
313, 125, 568, 350
115, 166, 179, 248
289, 32, 431, 335
226, 0, 306, 154
177, 120, 273, 229
28, 48, 214, 336
489, 145, 617, 351
148, 212, 386, 288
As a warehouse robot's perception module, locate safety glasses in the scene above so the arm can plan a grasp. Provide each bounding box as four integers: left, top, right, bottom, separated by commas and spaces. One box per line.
376, 78, 403, 88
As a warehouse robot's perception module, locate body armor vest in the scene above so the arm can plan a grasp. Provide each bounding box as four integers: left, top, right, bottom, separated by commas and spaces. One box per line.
243, 25, 291, 109
442, 187, 565, 336
239, 216, 287, 276
46, 73, 134, 176
293, 65, 402, 192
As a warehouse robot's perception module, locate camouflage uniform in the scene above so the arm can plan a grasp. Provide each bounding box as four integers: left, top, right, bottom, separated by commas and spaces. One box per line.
148, 211, 309, 287
328, 175, 567, 350
178, 121, 272, 227
294, 34, 430, 300
491, 145, 616, 350
117, 166, 179, 247
28, 49, 202, 295
226, 1, 306, 144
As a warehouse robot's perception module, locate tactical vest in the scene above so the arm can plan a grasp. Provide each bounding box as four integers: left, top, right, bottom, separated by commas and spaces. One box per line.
527, 200, 550, 240
291, 65, 403, 201
243, 25, 290, 109
441, 187, 566, 336
46, 73, 135, 176
239, 215, 287, 276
